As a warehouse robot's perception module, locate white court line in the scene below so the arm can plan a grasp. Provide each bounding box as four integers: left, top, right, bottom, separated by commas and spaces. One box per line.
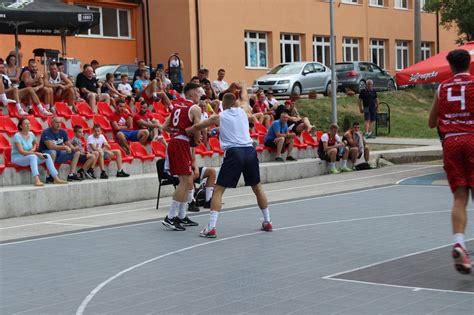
44, 222, 99, 228
0, 165, 440, 231
395, 171, 445, 185
75, 208, 472, 314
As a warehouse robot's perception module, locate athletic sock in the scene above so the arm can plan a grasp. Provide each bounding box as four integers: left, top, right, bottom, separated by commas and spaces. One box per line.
167, 199, 180, 219
0, 93, 7, 105
178, 202, 188, 219
262, 208, 271, 223
341, 160, 347, 168
187, 189, 195, 203
329, 162, 336, 169
454, 233, 466, 249
205, 187, 214, 202
208, 210, 219, 228
152, 92, 158, 98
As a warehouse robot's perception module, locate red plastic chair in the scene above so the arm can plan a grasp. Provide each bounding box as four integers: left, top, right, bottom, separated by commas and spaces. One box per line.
302, 132, 318, 148
150, 141, 167, 158
31, 104, 49, 120
150, 112, 166, 124
26, 116, 43, 135
0, 164, 5, 174
153, 101, 170, 116
162, 131, 170, 141
0, 116, 18, 136
0, 133, 11, 153
316, 130, 324, 142
47, 116, 68, 129
66, 128, 75, 140
71, 115, 90, 133
134, 102, 141, 113
7, 103, 24, 119
75, 102, 94, 119
102, 132, 116, 143
4, 147, 30, 171
208, 137, 224, 155
92, 114, 112, 132
256, 134, 274, 153
108, 143, 134, 164
249, 128, 258, 139
194, 143, 214, 157
130, 142, 155, 161
293, 136, 308, 149
97, 102, 114, 119
254, 122, 268, 136
55, 102, 73, 119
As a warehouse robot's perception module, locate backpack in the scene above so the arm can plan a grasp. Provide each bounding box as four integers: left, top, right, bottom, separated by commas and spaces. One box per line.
355, 162, 371, 171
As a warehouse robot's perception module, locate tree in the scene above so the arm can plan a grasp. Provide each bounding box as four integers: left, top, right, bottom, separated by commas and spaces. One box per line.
424, 0, 474, 43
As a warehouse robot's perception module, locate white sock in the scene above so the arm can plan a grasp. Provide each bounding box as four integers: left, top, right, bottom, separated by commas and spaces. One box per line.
262, 208, 271, 223
454, 233, 466, 249
187, 189, 194, 203
0, 93, 7, 105
167, 199, 180, 219
153, 92, 158, 98
205, 187, 214, 202
178, 202, 188, 219
45, 104, 51, 110
208, 210, 219, 228
341, 160, 347, 168
329, 162, 336, 169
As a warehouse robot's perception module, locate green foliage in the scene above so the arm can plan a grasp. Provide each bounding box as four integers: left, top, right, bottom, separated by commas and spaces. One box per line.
424, 0, 474, 43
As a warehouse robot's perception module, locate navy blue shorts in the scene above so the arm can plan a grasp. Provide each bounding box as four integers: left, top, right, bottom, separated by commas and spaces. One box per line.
43, 149, 74, 164
217, 147, 260, 188
364, 106, 376, 122
118, 130, 140, 142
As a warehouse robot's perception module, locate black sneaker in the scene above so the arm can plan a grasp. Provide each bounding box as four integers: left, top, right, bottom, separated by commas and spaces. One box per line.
116, 169, 130, 177
286, 156, 297, 161
67, 173, 82, 181
187, 200, 200, 212
177, 216, 199, 226
87, 168, 96, 179
77, 169, 85, 180
203, 200, 211, 209
100, 170, 109, 179
45, 175, 54, 184
162, 216, 186, 231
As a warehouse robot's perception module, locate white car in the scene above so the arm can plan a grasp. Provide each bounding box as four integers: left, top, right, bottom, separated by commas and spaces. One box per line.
253, 62, 333, 96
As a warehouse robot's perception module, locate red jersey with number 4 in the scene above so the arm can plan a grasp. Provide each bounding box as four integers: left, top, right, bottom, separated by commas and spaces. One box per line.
437, 73, 474, 137
169, 99, 193, 138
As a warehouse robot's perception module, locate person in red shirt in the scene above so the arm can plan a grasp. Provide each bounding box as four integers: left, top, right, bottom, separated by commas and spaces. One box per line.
133, 100, 166, 146
111, 99, 149, 155
252, 91, 272, 127
161, 83, 202, 231
429, 49, 474, 275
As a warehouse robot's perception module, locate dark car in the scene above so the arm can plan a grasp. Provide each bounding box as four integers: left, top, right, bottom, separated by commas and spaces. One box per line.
336, 61, 396, 93
95, 64, 140, 87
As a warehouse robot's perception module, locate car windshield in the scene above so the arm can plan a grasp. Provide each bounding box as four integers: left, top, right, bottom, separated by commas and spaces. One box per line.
335, 63, 354, 72
95, 65, 117, 77
268, 64, 303, 75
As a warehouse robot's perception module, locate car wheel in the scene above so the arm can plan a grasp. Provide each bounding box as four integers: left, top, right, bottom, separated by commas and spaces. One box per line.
323, 82, 331, 96
387, 79, 396, 91
358, 80, 366, 93
291, 83, 301, 95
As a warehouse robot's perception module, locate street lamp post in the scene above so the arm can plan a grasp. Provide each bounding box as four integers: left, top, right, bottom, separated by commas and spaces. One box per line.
329, 0, 337, 124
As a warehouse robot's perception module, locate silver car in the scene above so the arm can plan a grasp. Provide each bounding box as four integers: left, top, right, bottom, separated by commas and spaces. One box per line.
253, 62, 332, 96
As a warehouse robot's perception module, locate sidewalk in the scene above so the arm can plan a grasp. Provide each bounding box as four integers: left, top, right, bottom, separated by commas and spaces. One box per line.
366, 137, 440, 146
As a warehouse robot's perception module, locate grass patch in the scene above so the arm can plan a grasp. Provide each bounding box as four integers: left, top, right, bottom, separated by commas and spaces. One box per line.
296, 89, 438, 138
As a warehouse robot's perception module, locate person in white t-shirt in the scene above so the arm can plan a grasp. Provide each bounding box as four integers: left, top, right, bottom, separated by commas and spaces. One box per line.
317, 123, 351, 174
117, 74, 135, 105
87, 124, 130, 179
212, 69, 229, 96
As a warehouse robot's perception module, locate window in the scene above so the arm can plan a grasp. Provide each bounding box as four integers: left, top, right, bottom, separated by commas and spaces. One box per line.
280, 34, 301, 63
421, 42, 431, 60
369, 0, 384, 6
342, 38, 359, 62
420, 0, 426, 11
370, 39, 385, 69
78, 6, 131, 39
244, 31, 268, 68
396, 40, 409, 70
342, 0, 359, 3
313, 36, 331, 66
395, 0, 409, 9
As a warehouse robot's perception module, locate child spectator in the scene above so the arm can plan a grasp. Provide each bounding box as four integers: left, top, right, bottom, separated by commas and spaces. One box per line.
117, 74, 135, 105
71, 125, 99, 179
318, 124, 351, 174
87, 124, 130, 179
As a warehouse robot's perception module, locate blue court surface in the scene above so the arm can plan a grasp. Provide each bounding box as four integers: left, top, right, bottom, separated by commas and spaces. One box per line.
1, 173, 473, 314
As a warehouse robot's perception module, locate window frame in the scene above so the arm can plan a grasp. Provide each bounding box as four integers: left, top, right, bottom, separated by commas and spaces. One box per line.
421, 42, 431, 61
76, 5, 132, 40
341, 0, 359, 4
394, 0, 409, 10
369, 0, 384, 7
342, 37, 360, 62
370, 39, 386, 69
244, 31, 269, 69
280, 33, 301, 63
313, 35, 331, 66
395, 40, 409, 71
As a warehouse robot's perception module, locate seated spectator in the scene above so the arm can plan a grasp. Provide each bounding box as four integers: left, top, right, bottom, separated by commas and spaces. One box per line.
70, 125, 99, 179
343, 122, 370, 169
190, 76, 200, 85
201, 79, 217, 100
318, 123, 351, 174
102, 73, 127, 107
117, 74, 136, 106
264, 112, 296, 162
265, 89, 280, 109
76, 65, 110, 113
47, 62, 76, 112
132, 60, 147, 87
111, 99, 149, 155
5, 54, 20, 86
90, 60, 100, 76
212, 69, 229, 96
10, 118, 67, 186
276, 93, 315, 135
153, 64, 172, 88
197, 96, 212, 150
133, 100, 166, 145
253, 91, 273, 127
19, 59, 54, 115
87, 124, 130, 179
38, 116, 83, 182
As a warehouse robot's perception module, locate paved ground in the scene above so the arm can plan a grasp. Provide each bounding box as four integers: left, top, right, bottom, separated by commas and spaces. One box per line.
1, 164, 474, 314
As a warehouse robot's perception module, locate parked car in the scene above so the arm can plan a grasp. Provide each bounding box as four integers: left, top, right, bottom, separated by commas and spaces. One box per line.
335, 61, 396, 93
95, 64, 140, 87
252, 62, 332, 96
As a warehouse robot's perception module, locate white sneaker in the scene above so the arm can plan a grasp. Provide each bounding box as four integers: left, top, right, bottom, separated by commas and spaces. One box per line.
39, 107, 53, 116
17, 108, 28, 116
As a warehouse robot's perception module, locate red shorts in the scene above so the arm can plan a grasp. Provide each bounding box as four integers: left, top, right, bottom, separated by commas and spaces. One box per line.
167, 138, 192, 176
443, 134, 474, 193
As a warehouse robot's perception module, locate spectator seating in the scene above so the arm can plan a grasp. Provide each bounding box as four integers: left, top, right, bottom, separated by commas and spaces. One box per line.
4, 147, 29, 171
97, 102, 114, 119
150, 141, 166, 158
55, 102, 73, 119
194, 143, 213, 157
150, 113, 166, 124
152, 102, 170, 117
7, 103, 24, 119
253, 122, 268, 136
208, 137, 224, 155
76, 102, 94, 119
71, 115, 90, 133
27, 116, 43, 135
162, 131, 170, 141
316, 130, 323, 142
0, 133, 10, 153
249, 128, 258, 138
0, 116, 18, 136
92, 114, 112, 132
31, 104, 49, 120
302, 132, 318, 148
0, 163, 4, 174
130, 142, 155, 162
293, 136, 308, 150
109, 143, 134, 164
256, 134, 274, 153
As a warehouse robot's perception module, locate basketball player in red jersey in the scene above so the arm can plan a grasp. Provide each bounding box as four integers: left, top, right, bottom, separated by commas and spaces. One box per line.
429, 49, 474, 274
162, 83, 202, 231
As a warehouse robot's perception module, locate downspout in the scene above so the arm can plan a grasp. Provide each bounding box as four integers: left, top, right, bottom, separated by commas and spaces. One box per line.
141, 0, 147, 64
436, 10, 440, 53
195, 0, 201, 72
146, 0, 152, 66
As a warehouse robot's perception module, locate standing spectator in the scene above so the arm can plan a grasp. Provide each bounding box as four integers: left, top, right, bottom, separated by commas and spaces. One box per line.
132, 60, 147, 87
133, 100, 166, 144
111, 99, 149, 155
343, 122, 370, 169
318, 124, 351, 174
212, 69, 229, 96
47, 62, 76, 112
10, 118, 67, 186
264, 112, 296, 162
19, 59, 54, 115
5, 54, 20, 86
76, 65, 110, 113
358, 79, 379, 139
87, 125, 130, 179
70, 125, 99, 180
38, 116, 83, 182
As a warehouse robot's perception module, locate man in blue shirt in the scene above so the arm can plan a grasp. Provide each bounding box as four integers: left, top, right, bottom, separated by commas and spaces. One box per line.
264, 112, 296, 162
358, 79, 379, 139
39, 116, 82, 182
